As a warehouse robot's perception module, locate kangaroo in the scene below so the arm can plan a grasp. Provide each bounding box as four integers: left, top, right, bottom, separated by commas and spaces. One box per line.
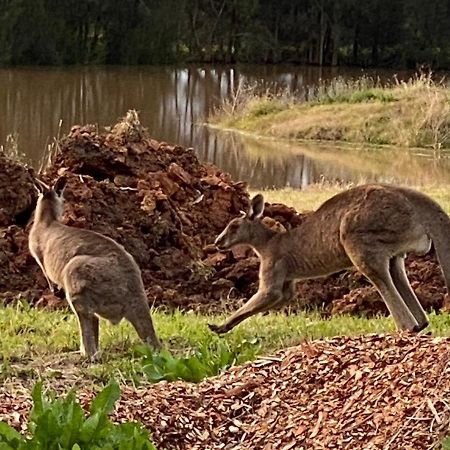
28, 174, 161, 359
208, 184, 450, 334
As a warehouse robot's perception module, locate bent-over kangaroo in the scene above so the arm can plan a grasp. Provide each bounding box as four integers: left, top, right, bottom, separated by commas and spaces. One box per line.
28, 174, 161, 359
209, 184, 450, 334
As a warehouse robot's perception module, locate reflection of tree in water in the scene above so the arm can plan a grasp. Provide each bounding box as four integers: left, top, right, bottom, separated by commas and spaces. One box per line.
193, 129, 348, 189
2, 65, 449, 189
1, 65, 408, 166
194, 129, 450, 190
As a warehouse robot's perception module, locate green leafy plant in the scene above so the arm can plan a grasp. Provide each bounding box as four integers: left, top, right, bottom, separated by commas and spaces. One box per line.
138, 338, 259, 383
0, 380, 157, 450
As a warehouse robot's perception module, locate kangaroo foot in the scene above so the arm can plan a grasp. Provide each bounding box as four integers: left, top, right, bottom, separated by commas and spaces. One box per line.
81, 350, 102, 364
412, 321, 429, 333
208, 323, 229, 335
146, 337, 163, 351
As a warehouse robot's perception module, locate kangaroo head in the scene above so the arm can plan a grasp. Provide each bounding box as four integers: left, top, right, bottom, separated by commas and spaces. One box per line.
215, 194, 266, 251
30, 171, 68, 222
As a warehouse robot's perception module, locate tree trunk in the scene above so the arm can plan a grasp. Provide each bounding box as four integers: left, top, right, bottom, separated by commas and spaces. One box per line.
352, 26, 359, 65
318, 4, 326, 66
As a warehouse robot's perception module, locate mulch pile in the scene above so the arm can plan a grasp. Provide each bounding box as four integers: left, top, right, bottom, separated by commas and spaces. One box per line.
1, 334, 450, 449
0, 111, 449, 316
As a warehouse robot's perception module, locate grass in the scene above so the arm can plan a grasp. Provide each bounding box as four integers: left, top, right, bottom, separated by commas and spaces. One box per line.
1, 302, 450, 389
256, 184, 450, 214
211, 75, 450, 149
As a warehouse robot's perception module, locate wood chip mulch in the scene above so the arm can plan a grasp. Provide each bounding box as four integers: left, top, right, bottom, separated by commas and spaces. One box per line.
1, 334, 450, 449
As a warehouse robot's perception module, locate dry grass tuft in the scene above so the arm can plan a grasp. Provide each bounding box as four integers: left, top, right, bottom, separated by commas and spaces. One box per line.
0, 132, 28, 164
213, 74, 450, 149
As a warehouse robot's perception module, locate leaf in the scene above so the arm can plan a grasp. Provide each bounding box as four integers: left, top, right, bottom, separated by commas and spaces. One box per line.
89, 379, 121, 416
59, 396, 85, 448
0, 421, 25, 445
0, 443, 19, 450
30, 382, 45, 421
79, 412, 102, 443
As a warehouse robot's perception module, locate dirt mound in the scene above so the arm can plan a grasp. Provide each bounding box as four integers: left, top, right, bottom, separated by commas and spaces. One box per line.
1, 334, 449, 449
0, 113, 448, 316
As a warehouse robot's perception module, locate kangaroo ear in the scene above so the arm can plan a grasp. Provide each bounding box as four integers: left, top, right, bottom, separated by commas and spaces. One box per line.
53, 176, 67, 197
248, 194, 264, 220
28, 168, 49, 194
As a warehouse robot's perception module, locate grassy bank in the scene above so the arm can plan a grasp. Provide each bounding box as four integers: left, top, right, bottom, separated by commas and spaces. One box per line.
2, 303, 450, 390
212, 76, 450, 149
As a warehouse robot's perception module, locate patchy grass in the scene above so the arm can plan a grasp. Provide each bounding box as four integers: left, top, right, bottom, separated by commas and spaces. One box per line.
257, 184, 450, 214
1, 303, 450, 389
212, 76, 450, 149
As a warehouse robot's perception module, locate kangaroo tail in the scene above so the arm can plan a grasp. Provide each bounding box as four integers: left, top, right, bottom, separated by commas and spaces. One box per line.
402, 187, 450, 292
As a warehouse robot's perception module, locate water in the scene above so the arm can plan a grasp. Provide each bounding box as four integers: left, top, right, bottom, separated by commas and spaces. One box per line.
1, 64, 449, 189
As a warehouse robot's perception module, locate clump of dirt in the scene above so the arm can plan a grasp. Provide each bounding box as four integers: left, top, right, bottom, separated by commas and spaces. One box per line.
0, 153, 36, 227
0, 112, 448, 316
1, 334, 449, 449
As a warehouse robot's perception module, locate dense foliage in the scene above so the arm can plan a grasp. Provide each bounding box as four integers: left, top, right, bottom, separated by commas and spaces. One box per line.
0, 0, 449, 68
138, 338, 259, 383
0, 380, 157, 449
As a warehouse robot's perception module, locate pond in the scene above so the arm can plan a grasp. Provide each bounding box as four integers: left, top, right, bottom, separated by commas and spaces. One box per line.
1, 64, 449, 189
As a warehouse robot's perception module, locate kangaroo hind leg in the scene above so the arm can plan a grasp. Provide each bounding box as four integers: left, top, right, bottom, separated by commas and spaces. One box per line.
342, 240, 419, 331
126, 301, 161, 350
390, 256, 428, 332
75, 310, 99, 359
66, 291, 99, 359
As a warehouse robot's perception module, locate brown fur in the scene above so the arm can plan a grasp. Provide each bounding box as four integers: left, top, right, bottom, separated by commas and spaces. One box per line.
28, 175, 161, 359
209, 184, 450, 334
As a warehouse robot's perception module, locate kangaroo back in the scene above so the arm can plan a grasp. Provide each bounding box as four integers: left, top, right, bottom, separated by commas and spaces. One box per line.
28, 173, 161, 359
401, 187, 450, 292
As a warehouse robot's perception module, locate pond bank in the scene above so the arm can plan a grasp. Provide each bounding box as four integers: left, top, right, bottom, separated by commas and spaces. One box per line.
212, 76, 450, 149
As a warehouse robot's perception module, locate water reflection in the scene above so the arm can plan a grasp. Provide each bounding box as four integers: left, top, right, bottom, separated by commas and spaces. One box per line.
1, 64, 448, 189
198, 131, 450, 189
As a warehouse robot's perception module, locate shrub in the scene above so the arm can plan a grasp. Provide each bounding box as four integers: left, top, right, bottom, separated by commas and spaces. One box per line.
0, 380, 157, 450
245, 98, 286, 117
347, 89, 395, 103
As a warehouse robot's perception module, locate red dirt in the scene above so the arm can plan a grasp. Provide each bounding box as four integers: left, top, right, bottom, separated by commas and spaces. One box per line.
1, 334, 449, 449
0, 114, 448, 316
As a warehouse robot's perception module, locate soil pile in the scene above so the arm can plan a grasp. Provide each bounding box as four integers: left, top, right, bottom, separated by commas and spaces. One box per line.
1, 334, 449, 449
0, 111, 448, 315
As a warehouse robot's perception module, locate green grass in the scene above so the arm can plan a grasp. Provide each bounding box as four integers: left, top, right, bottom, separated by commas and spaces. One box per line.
1, 302, 450, 388
212, 75, 450, 149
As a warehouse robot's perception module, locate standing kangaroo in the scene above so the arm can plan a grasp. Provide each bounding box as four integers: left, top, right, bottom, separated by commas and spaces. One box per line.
209, 184, 450, 334
28, 174, 161, 359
